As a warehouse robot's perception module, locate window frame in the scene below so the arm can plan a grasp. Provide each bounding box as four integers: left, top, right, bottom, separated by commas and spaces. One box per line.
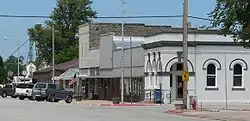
233, 63, 244, 88
206, 63, 217, 88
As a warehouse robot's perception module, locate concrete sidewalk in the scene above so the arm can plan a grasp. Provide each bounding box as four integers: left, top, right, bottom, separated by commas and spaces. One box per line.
180, 111, 250, 121
74, 100, 171, 107
75, 100, 113, 106
199, 104, 250, 111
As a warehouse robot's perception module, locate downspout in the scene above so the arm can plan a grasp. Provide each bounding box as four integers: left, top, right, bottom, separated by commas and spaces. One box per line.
194, 31, 197, 95
225, 52, 228, 109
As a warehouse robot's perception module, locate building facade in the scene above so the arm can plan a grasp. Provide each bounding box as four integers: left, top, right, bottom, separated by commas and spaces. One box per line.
142, 29, 250, 105
78, 23, 156, 100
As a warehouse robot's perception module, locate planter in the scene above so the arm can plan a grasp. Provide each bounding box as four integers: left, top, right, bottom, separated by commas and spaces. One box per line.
112, 97, 120, 104
113, 101, 120, 104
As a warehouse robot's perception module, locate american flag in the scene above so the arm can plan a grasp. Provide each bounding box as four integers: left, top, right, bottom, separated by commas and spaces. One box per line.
69, 73, 78, 85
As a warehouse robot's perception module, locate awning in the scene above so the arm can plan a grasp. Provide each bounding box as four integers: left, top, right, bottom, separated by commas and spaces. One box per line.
53, 68, 79, 81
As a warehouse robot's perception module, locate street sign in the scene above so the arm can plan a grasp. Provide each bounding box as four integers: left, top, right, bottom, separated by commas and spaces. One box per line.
182, 71, 189, 81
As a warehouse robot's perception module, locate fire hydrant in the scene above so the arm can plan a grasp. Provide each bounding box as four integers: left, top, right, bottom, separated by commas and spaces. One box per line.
191, 98, 197, 110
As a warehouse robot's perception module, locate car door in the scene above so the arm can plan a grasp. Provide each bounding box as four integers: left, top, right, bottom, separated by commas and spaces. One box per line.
57, 85, 67, 99
47, 84, 57, 96
4, 85, 13, 95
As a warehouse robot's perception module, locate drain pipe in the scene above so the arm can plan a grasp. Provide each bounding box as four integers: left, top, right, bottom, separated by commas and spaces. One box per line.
225, 52, 228, 109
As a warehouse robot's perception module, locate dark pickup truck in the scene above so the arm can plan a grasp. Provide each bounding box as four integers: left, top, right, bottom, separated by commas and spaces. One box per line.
0, 84, 17, 98
32, 83, 73, 103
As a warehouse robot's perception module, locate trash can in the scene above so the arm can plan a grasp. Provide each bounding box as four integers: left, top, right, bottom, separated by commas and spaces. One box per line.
154, 89, 162, 104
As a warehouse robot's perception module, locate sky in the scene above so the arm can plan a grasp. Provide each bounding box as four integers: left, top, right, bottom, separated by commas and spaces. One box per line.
0, 0, 216, 61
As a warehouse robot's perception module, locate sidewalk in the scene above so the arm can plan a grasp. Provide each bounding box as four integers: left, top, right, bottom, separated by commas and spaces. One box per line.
199, 104, 250, 111
165, 106, 250, 121
75, 100, 113, 106
74, 100, 171, 107
179, 111, 250, 121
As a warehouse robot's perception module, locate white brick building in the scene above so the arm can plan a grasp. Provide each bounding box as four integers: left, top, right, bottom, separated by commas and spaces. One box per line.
142, 29, 250, 105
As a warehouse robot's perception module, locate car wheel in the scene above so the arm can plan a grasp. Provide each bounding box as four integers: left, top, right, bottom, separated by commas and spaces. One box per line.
2, 92, 7, 98
65, 95, 73, 104
49, 94, 56, 102
11, 96, 17, 98
29, 96, 35, 100
19, 96, 25, 100
35, 98, 41, 101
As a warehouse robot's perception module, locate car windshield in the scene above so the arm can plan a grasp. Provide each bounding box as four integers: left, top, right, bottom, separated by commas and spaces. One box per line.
34, 84, 46, 89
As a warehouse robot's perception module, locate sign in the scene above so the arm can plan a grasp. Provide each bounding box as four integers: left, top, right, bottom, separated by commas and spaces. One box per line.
182, 71, 189, 81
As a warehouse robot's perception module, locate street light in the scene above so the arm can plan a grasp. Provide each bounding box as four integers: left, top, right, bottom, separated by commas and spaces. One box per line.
36, 23, 55, 84
4, 37, 20, 83
120, 0, 126, 104
7, 71, 13, 84
22, 70, 27, 83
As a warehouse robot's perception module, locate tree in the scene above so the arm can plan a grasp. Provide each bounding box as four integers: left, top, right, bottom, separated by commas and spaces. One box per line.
209, 0, 250, 47
0, 56, 7, 84
4, 55, 26, 78
28, 0, 96, 65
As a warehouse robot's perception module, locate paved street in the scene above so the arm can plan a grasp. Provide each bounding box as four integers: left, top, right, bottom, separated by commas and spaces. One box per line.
0, 98, 214, 121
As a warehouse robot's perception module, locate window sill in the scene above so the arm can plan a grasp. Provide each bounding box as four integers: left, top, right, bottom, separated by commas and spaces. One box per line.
232, 87, 245, 91
205, 87, 219, 91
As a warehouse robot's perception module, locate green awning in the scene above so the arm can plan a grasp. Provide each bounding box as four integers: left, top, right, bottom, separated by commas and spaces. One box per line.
54, 68, 79, 80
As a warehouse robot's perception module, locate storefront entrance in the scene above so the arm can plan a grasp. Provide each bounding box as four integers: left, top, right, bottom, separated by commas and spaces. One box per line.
176, 76, 183, 99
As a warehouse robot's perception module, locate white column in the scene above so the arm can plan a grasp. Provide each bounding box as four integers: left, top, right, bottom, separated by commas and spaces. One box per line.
154, 73, 158, 88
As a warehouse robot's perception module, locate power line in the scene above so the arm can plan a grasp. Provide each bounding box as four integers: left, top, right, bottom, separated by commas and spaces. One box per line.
0, 14, 213, 21
188, 16, 214, 21
10, 39, 29, 57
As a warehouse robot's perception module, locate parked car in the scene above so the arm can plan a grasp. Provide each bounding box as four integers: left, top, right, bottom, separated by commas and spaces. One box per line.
15, 83, 34, 100
0, 84, 17, 98
32, 83, 73, 103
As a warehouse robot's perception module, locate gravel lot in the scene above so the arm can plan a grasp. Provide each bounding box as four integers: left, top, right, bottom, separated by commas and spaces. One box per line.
0, 98, 214, 121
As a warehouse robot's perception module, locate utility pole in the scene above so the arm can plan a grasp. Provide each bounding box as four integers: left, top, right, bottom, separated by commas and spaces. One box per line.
17, 39, 20, 83
130, 37, 132, 104
52, 24, 55, 84
182, 0, 189, 109
120, 0, 125, 103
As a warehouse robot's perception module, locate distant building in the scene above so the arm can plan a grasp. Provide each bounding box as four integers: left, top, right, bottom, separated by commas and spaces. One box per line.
33, 59, 78, 83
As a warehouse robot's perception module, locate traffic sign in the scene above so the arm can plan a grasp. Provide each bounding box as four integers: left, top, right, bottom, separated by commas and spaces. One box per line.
182, 71, 189, 81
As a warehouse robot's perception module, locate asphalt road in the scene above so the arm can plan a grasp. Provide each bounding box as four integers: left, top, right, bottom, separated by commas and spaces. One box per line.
0, 98, 214, 121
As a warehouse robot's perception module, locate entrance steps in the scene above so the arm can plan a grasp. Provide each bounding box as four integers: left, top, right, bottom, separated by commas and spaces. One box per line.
141, 100, 155, 104
171, 100, 183, 104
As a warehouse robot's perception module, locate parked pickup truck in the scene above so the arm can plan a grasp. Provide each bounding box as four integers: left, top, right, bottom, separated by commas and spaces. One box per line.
32, 83, 73, 103
0, 84, 17, 98
15, 83, 34, 100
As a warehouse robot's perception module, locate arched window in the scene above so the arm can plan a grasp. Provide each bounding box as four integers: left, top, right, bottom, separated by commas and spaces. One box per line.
207, 64, 216, 87
233, 64, 243, 87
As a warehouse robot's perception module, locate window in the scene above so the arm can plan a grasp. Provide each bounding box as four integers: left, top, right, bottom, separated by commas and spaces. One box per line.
58, 85, 65, 90
207, 64, 216, 87
233, 64, 243, 87
48, 84, 57, 89
176, 63, 183, 71
90, 67, 100, 76
34, 84, 46, 89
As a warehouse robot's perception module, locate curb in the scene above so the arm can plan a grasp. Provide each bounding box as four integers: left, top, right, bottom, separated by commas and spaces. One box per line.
100, 103, 160, 106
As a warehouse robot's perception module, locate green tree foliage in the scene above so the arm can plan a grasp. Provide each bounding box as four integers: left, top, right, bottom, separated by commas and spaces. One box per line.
4, 55, 26, 78
0, 56, 7, 84
209, 0, 250, 47
28, 0, 96, 65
